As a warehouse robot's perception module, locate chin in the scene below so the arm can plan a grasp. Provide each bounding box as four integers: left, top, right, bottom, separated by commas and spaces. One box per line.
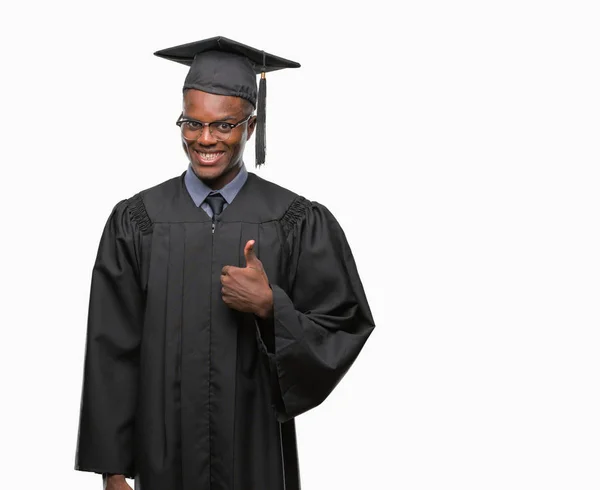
192, 163, 223, 179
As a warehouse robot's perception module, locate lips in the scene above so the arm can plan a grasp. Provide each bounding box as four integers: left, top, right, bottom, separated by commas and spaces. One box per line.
194, 150, 226, 165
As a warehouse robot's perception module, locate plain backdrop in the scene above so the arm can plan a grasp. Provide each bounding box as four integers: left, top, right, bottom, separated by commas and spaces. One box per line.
1, 1, 599, 489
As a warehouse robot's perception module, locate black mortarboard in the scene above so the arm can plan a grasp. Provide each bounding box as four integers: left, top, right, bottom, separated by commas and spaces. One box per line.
154, 36, 300, 166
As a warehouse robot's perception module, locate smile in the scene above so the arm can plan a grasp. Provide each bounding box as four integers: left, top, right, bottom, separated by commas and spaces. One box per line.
194, 150, 225, 165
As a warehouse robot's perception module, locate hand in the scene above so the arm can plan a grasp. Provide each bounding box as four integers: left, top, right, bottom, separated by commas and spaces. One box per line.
221, 240, 273, 318
103, 474, 133, 490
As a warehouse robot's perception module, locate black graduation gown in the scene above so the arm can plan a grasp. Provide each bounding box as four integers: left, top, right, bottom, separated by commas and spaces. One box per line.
75, 171, 375, 490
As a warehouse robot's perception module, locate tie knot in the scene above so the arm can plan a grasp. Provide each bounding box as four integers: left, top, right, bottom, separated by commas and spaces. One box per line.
205, 192, 226, 218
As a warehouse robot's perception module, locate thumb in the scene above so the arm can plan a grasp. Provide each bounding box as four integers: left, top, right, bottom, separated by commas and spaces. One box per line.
244, 240, 261, 268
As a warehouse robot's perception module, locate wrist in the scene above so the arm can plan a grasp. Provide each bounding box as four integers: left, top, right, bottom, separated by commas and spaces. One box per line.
256, 288, 274, 319
104, 474, 126, 482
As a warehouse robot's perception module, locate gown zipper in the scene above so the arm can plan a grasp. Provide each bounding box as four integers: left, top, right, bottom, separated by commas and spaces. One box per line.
209, 214, 215, 485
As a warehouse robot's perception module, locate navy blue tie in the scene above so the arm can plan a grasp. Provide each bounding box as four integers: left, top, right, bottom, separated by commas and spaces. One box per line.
205, 192, 226, 219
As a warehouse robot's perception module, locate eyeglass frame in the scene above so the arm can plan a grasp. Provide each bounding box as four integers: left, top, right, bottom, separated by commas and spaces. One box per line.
175, 112, 253, 141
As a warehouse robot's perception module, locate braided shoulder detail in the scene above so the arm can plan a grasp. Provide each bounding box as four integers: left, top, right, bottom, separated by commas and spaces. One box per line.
127, 193, 153, 234
280, 196, 311, 239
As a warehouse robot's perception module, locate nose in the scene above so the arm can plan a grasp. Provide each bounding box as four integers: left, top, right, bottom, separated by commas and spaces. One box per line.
197, 124, 218, 145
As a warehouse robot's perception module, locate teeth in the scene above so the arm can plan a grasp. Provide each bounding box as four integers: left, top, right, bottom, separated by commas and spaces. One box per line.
197, 152, 222, 161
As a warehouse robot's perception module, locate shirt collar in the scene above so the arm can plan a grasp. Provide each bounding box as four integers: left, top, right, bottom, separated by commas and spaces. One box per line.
184, 163, 248, 207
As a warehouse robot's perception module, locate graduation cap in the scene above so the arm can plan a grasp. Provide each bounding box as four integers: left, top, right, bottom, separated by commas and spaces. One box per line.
154, 36, 301, 166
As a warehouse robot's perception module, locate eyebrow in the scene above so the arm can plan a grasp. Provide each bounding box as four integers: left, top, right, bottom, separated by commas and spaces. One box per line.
182, 114, 240, 122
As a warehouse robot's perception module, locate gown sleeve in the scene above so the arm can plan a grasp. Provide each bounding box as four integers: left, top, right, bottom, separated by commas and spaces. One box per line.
75, 199, 144, 478
256, 200, 375, 422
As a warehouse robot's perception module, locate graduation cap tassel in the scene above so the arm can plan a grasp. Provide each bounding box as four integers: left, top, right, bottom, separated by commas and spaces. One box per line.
255, 71, 267, 167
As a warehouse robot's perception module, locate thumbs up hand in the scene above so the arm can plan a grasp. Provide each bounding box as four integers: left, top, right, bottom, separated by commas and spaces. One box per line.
243, 239, 263, 271
221, 240, 274, 318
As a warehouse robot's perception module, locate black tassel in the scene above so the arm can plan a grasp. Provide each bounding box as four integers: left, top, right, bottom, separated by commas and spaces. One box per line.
255, 72, 266, 167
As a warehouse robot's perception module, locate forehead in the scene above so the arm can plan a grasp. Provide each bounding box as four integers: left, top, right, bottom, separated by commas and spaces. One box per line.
183, 89, 250, 119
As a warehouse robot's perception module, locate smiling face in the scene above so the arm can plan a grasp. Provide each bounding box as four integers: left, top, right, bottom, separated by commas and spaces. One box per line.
182, 89, 256, 189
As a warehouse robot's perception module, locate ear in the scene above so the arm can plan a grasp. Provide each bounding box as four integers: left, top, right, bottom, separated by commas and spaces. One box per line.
246, 115, 258, 140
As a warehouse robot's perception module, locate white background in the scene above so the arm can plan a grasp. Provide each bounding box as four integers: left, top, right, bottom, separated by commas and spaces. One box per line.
1, 0, 599, 489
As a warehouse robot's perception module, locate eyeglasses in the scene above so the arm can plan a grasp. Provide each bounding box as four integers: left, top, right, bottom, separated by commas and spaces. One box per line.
176, 113, 253, 142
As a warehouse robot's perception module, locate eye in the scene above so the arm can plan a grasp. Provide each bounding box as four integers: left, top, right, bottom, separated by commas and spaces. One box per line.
185, 121, 203, 131
214, 122, 233, 133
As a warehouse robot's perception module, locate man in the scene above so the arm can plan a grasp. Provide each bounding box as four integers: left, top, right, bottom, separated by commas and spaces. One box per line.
75, 36, 375, 490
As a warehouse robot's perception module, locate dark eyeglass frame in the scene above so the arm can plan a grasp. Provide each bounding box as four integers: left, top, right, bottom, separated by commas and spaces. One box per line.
175, 113, 253, 140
